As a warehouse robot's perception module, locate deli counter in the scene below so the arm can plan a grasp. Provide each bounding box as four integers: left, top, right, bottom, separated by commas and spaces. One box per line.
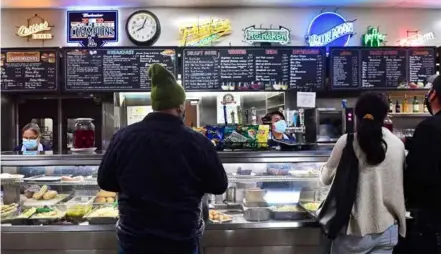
0, 151, 331, 254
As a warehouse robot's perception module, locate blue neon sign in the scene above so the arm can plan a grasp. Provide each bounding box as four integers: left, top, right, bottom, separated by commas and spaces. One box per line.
306, 12, 355, 49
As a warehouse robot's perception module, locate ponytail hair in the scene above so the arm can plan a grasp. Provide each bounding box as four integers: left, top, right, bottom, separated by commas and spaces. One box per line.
355, 93, 388, 165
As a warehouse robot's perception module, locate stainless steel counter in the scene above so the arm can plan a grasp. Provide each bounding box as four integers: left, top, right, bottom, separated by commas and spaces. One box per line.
1, 221, 329, 254
1, 151, 331, 253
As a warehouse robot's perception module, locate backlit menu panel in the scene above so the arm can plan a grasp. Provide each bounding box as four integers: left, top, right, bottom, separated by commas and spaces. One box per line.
1, 49, 58, 92
182, 47, 326, 91
330, 47, 437, 90
64, 48, 176, 91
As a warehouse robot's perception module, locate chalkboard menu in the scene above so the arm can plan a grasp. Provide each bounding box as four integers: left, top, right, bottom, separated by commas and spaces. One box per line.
64, 48, 177, 91
182, 47, 325, 91
1, 48, 58, 92
330, 47, 436, 90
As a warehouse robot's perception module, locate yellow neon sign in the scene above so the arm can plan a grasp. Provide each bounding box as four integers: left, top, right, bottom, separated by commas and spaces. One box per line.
16, 14, 53, 41
179, 18, 232, 46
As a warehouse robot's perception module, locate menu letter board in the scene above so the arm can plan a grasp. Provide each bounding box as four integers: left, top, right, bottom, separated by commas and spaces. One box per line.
182, 47, 325, 91
330, 47, 436, 90
1, 49, 58, 92
64, 48, 176, 91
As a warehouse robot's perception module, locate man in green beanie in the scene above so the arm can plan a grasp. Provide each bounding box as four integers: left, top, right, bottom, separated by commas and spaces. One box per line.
98, 63, 228, 254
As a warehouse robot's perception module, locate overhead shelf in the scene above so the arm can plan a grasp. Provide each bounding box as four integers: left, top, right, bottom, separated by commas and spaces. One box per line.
389, 113, 430, 117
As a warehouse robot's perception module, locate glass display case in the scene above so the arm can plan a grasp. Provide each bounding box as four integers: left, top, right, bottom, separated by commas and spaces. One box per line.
0, 151, 331, 254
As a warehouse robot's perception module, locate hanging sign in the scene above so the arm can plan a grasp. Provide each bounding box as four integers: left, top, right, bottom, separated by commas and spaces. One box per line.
243, 25, 291, 45
67, 10, 118, 47
362, 26, 386, 47
306, 12, 356, 48
179, 18, 232, 46
398, 31, 435, 46
16, 14, 54, 41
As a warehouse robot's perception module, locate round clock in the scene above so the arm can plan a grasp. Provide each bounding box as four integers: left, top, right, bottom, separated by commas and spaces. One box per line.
126, 10, 161, 46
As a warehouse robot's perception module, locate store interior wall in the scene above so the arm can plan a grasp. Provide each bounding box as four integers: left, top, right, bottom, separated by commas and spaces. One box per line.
1, 7, 441, 48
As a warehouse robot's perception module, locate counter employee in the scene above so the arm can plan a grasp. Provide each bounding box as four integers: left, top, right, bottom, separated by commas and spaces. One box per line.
404, 75, 441, 253
15, 123, 48, 152
262, 111, 292, 141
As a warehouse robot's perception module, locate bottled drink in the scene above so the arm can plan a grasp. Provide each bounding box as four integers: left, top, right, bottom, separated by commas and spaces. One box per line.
402, 94, 408, 113
388, 94, 394, 113
395, 100, 401, 113
412, 96, 420, 113
424, 101, 429, 113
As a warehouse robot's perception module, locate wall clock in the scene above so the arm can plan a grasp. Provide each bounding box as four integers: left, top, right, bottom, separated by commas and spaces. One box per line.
126, 10, 161, 46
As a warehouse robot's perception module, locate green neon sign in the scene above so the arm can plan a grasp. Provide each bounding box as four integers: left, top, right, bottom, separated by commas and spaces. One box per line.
362, 26, 386, 47
243, 25, 291, 45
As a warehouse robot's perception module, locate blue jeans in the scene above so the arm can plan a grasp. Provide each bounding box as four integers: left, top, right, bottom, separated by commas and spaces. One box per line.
331, 225, 399, 254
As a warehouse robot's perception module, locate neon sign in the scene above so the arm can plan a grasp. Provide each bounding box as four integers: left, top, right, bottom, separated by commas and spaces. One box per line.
67, 10, 118, 47
243, 25, 290, 45
179, 18, 231, 46
16, 14, 53, 41
398, 31, 435, 46
306, 12, 355, 48
362, 26, 386, 47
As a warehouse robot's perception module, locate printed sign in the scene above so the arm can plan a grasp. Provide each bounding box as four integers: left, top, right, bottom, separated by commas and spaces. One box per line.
243, 25, 290, 45
179, 18, 231, 46
306, 12, 355, 49
67, 10, 118, 47
16, 14, 54, 41
362, 26, 386, 47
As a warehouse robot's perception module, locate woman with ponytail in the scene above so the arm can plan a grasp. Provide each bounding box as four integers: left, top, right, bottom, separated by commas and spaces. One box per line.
320, 92, 406, 254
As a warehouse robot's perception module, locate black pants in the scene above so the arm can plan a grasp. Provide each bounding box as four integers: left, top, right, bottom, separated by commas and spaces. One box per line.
118, 236, 199, 254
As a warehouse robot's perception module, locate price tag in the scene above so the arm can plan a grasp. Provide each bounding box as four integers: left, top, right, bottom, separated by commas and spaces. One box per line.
297, 92, 316, 108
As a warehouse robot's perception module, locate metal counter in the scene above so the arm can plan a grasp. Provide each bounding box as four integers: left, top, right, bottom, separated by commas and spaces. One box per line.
1, 150, 331, 254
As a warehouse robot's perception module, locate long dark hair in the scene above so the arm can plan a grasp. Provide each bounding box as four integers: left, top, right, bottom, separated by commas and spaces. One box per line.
355, 92, 388, 165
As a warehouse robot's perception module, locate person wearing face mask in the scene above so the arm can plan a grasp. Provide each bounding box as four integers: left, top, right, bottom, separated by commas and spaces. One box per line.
262, 111, 292, 141
403, 75, 441, 253
98, 64, 228, 254
15, 123, 48, 152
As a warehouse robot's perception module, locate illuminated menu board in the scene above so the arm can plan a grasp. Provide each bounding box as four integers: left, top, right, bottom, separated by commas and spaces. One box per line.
182, 47, 326, 91
1, 48, 58, 92
330, 47, 436, 90
64, 48, 177, 91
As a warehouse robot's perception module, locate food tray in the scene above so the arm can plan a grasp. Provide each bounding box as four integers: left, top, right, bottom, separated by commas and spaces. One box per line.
24, 176, 62, 182
23, 193, 71, 207
84, 207, 118, 225
208, 218, 233, 224
271, 210, 309, 221
242, 202, 271, 222
299, 202, 322, 218
30, 211, 66, 225
1, 208, 18, 223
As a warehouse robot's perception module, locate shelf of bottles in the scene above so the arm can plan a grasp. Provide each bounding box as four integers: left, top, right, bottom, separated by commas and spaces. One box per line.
387, 93, 429, 116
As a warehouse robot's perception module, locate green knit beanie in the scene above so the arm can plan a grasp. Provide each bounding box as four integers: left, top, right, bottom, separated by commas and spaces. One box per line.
148, 63, 186, 111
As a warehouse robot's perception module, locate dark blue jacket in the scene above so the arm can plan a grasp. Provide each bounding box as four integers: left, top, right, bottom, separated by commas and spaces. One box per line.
98, 112, 228, 251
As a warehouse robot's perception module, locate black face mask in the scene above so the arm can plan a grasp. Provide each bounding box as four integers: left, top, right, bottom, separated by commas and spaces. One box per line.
425, 89, 435, 115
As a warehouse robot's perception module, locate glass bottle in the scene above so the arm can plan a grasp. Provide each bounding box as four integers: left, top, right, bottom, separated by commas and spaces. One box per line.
388, 94, 394, 113
402, 94, 408, 113
73, 118, 95, 149
395, 100, 401, 113
413, 96, 420, 113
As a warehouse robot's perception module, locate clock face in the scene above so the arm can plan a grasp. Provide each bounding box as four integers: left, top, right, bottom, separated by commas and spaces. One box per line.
127, 12, 158, 43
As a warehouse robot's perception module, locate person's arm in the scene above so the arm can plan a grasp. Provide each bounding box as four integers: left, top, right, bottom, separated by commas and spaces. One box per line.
200, 140, 228, 195
320, 134, 347, 186
97, 133, 122, 192
405, 121, 440, 207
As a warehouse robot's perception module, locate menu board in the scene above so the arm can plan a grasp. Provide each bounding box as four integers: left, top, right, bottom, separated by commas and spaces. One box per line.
182, 47, 325, 91
64, 48, 177, 91
330, 47, 436, 90
1, 49, 58, 92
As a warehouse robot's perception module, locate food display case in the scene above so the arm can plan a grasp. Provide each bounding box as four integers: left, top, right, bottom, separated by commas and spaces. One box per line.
0, 151, 331, 254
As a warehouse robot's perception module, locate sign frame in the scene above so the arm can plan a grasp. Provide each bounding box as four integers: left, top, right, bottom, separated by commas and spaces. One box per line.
329, 46, 437, 91
1, 47, 60, 93
61, 46, 178, 92
181, 46, 326, 92
67, 10, 119, 47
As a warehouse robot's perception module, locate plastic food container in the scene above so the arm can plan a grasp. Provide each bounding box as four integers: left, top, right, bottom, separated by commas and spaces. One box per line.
65, 196, 95, 218
73, 118, 95, 149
